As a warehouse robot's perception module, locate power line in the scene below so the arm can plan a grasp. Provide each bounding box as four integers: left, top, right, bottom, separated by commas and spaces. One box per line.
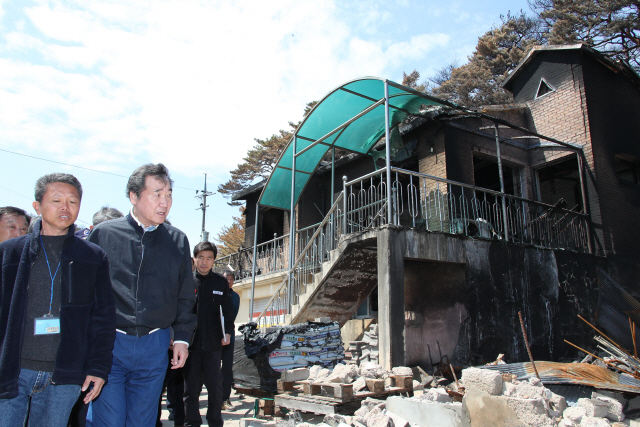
0, 148, 199, 192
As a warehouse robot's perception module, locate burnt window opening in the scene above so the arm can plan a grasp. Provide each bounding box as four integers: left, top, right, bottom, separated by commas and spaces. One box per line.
535, 78, 555, 99
259, 208, 285, 244
615, 154, 640, 185
536, 157, 583, 212
473, 156, 518, 196
354, 287, 378, 319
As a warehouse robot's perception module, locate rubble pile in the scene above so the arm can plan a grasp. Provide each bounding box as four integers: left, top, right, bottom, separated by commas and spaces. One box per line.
343, 324, 379, 367
272, 362, 640, 427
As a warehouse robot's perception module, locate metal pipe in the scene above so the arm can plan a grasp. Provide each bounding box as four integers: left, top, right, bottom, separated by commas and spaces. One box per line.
273, 233, 277, 272
518, 311, 540, 380
343, 176, 347, 233
330, 147, 335, 250
494, 123, 509, 241
288, 136, 298, 310
249, 203, 259, 322
384, 80, 393, 225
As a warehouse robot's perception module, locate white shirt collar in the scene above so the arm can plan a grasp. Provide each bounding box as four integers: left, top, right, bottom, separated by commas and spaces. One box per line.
130, 207, 157, 232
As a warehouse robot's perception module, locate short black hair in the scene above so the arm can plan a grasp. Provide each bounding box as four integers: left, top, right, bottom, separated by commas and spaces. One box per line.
126, 163, 173, 199
92, 206, 124, 226
34, 173, 83, 203
0, 206, 30, 225
193, 241, 217, 259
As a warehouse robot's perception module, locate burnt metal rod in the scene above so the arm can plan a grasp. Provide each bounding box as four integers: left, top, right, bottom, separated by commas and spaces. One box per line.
564, 339, 629, 372
450, 364, 460, 390
578, 315, 631, 357
518, 311, 540, 380
630, 318, 637, 356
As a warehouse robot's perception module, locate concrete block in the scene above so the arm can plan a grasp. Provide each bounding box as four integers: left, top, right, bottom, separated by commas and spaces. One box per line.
386, 396, 469, 427
504, 397, 555, 427
391, 366, 413, 376
462, 388, 525, 427
353, 377, 367, 392
461, 368, 503, 396
563, 406, 587, 423
322, 414, 348, 427
579, 417, 610, 427
281, 368, 310, 382
364, 406, 384, 426
593, 395, 624, 421
354, 405, 370, 417
419, 388, 453, 403
592, 390, 626, 406
549, 392, 568, 417
629, 419, 640, 427
577, 398, 608, 418
559, 419, 577, 427
369, 414, 393, 427
502, 382, 549, 400
386, 410, 410, 427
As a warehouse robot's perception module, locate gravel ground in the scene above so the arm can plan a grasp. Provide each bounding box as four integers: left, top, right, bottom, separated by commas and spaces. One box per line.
158, 388, 325, 426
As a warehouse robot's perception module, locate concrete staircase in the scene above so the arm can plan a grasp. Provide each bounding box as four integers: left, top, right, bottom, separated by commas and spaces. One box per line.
283, 230, 379, 326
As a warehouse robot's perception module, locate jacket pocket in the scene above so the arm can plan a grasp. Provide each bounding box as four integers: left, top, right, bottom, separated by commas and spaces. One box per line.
65, 261, 97, 305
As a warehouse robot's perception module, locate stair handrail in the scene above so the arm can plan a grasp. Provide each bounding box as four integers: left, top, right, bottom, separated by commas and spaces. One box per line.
255, 191, 344, 325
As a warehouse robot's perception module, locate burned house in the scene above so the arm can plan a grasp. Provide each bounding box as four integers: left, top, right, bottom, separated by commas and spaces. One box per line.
218, 44, 640, 371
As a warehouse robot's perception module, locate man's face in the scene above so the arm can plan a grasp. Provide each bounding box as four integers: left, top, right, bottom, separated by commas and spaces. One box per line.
130, 176, 172, 227
0, 214, 29, 243
225, 274, 234, 289
194, 250, 215, 275
32, 183, 81, 236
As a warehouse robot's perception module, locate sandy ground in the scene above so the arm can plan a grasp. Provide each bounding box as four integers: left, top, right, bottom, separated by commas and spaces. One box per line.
158, 388, 326, 426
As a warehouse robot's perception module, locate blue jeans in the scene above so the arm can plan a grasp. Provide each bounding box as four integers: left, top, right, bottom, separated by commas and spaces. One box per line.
0, 368, 81, 427
89, 328, 170, 427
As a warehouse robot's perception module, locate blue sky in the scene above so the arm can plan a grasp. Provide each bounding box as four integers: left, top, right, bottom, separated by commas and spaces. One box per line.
0, 0, 531, 246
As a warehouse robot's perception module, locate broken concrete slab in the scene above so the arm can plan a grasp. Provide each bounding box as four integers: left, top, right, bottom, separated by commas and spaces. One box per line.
281, 367, 310, 382
579, 416, 610, 427
386, 396, 469, 427
577, 398, 609, 418
391, 366, 413, 376
563, 406, 587, 423
503, 397, 555, 427
462, 388, 525, 427
558, 419, 577, 427
461, 368, 503, 396
386, 410, 410, 427
322, 414, 349, 427
593, 395, 624, 421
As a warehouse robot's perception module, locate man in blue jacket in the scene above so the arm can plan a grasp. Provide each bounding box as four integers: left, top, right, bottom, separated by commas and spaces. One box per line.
0, 173, 116, 427
88, 163, 196, 427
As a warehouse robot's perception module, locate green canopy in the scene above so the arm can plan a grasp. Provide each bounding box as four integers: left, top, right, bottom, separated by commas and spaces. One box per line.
258, 77, 453, 210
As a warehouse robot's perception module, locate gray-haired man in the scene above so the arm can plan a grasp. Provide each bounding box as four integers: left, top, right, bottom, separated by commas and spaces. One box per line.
88, 163, 196, 427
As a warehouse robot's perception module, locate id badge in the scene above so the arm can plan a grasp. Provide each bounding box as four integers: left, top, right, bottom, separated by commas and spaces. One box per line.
34, 316, 60, 335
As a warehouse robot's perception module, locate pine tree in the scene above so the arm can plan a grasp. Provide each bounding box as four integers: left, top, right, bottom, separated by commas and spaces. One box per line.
530, 0, 640, 70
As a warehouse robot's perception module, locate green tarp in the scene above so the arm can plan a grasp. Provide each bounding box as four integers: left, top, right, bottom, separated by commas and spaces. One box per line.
258, 77, 451, 210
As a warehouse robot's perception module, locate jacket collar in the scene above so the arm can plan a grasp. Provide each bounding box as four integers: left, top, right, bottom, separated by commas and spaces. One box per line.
29, 218, 76, 257
127, 208, 161, 235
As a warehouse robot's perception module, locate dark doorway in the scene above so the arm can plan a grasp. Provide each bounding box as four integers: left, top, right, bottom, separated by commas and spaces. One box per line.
536, 157, 583, 212
473, 155, 517, 195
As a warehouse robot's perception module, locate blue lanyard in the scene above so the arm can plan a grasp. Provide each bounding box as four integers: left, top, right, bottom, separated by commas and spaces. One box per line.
39, 235, 61, 316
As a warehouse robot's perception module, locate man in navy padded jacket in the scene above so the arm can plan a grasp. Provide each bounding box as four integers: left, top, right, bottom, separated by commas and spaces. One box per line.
0, 173, 116, 427
87, 163, 196, 427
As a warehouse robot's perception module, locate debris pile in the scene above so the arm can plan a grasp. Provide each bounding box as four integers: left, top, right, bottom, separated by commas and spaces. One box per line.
270, 361, 640, 427
343, 324, 379, 366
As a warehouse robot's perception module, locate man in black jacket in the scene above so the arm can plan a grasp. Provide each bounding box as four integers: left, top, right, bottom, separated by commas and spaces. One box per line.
0, 173, 116, 427
87, 164, 196, 427
183, 241, 234, 427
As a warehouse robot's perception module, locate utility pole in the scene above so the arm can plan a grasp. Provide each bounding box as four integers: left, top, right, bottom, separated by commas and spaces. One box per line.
195, 173, 214, 242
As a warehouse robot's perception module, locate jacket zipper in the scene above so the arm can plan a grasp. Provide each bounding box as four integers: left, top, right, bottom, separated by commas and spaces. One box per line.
135, 230, 147, 332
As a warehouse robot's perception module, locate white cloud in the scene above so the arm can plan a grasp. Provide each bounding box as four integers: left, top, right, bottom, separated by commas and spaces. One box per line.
0, 0, 454, 180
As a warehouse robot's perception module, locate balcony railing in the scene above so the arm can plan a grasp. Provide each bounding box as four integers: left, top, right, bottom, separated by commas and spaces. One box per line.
233, 167, 590, 326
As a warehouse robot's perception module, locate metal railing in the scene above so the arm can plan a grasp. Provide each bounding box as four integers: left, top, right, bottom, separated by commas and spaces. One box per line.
248, 167, 590, 327
255, 193, 344, 327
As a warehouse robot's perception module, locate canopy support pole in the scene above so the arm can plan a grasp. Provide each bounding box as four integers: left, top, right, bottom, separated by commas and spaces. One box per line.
384, 80, 393, 225
494, 123, 509, 242
576, 152, 593, 254
330, 147, 335, 250
249, 202, 259, 322
288, 135, 297, 310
